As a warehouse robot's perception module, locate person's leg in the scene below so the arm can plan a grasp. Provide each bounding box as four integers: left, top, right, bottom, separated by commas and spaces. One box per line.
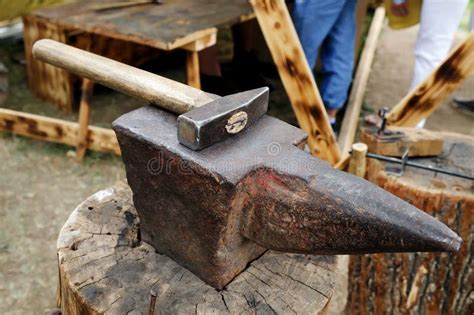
411, 0, 468, 89
319, 0, 357, 123
411, 0, 468, 127
292, 0, 347, 70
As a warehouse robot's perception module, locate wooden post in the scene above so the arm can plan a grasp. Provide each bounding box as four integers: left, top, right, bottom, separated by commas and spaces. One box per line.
75, 79, 94, 160
250, 0, 341, 165
348, 142, 368, 178
182, 32, 217, 90
186, 51, 201, 89
338, 7, 385, 162
387, 32, 474, 126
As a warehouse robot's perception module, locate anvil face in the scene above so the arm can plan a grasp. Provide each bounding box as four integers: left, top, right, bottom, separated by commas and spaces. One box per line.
113, 106, 461, 289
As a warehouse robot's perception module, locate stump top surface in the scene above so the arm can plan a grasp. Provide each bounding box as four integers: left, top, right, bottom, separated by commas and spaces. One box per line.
57, 182, 337, 314
368, 132, 473, 198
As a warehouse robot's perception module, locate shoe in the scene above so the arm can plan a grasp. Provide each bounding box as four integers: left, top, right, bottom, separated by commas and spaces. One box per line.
452, 97, 474, 117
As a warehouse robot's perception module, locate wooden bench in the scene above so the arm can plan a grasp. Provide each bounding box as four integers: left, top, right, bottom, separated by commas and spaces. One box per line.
12, 0, 254, 159
23, 0, 255, 112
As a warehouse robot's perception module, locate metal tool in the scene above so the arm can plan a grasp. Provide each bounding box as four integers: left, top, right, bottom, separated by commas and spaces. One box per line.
377, 107, 404, 140
34, 41, 462, 290
32, 39, 268, 150
366, 151, 474, 180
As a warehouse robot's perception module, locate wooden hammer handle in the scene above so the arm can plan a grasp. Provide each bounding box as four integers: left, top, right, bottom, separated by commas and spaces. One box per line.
33, 39, 214, 114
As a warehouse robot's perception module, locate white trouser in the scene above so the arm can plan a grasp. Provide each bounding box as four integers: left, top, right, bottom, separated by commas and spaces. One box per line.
410, 0, 468, 127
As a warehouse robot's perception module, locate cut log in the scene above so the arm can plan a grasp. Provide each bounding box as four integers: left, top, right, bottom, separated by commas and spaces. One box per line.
57, 182, 337, 314
250, 0, 341, 165
347, 132, 473, 314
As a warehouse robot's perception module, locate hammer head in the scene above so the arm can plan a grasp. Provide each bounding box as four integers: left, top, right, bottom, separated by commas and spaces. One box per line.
177, 87, 269, 150
113, 106, 461, 290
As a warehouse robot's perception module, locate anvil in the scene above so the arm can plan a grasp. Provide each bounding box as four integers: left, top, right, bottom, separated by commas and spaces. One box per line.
32, 39, 461, 290
113, 106, 461, 289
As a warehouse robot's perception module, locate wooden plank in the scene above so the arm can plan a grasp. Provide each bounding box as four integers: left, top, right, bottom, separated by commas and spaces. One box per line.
387, 32, 474, 126
181, 32, 217, 52
22, 15, 73, 111
360, 126, 444, 157
250, 0, 340, 165
76, 79, 94, 160
0, 108, 120, 155
338, 7, 385, 162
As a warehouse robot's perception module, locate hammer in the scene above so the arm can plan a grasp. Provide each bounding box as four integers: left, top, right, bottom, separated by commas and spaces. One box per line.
32, 39, 268, 150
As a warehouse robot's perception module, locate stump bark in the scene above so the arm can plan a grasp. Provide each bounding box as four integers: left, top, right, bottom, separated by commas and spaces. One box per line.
347, 132, 473, 314
57, 182, 337, 314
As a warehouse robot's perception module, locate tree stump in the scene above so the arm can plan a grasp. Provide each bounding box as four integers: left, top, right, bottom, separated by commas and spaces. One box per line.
57, 182, 337, 314
347, 132, 473, 314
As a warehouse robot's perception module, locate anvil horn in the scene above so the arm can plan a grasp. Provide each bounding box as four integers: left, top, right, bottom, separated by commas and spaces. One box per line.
238, 165, 462, 254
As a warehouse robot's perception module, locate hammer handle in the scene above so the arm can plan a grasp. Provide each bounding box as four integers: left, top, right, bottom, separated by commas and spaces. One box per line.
33, 39, 215, 114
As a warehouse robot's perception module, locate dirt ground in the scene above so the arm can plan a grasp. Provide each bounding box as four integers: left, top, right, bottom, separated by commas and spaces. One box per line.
1, 22, 473, 315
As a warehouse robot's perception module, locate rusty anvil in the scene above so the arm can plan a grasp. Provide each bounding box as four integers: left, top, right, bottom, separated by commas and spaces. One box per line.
33, 40, 462, 290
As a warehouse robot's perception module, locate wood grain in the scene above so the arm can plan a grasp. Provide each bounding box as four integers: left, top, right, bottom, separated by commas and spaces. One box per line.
33, 39, 215, 113
387, 32, 474, 126
186, 51, 200, 89
250, 0, 340, 165
338, 7, 385, 160
347, 132, 474, 314
360, 126, 444, 157
0, 108, 120, 155
32, 0, 253, 51
22, 15, 73, 111
57, 183, 337, 314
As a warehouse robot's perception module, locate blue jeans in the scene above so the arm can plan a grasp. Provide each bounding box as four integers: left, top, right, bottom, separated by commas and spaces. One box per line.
293, 0, 356, 111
